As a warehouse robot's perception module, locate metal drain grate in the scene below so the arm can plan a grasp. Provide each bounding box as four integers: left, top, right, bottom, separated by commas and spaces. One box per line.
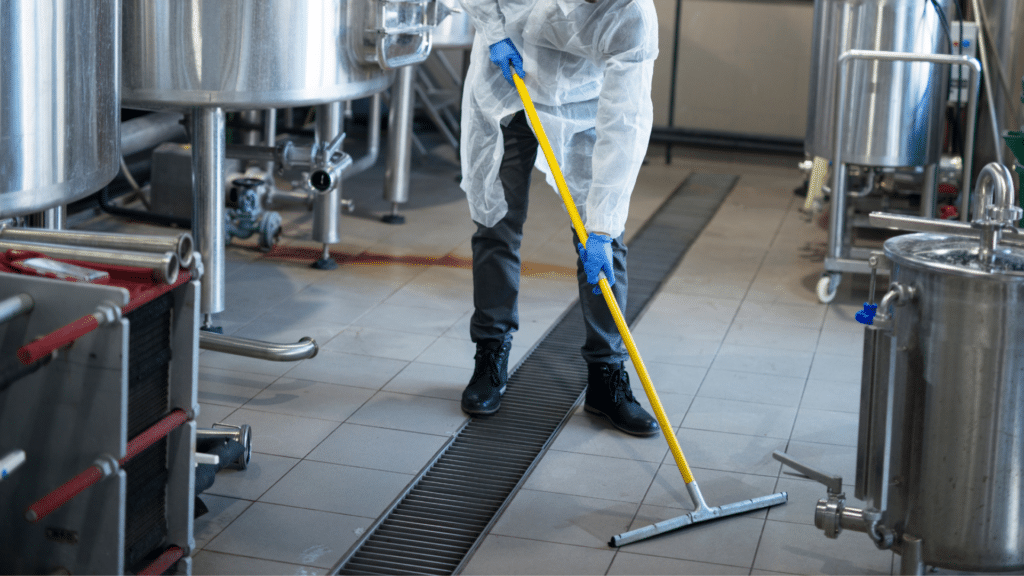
333, 173, 738, 575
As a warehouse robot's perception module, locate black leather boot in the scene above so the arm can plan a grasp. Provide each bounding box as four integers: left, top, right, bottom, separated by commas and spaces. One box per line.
584, 362, 659, 437
461, 341, 512, 416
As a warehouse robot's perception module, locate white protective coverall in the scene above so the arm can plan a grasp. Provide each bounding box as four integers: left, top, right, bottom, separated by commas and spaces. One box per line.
458, 0, 658, 238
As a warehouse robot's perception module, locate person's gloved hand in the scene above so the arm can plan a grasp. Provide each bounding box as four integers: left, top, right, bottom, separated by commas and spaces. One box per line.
489, 38, 525, 87
577, 232, 614, 294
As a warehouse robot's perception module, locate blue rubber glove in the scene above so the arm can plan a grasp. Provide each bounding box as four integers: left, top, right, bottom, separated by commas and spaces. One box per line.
489, 38, 525, 87
577, 233, 615, 295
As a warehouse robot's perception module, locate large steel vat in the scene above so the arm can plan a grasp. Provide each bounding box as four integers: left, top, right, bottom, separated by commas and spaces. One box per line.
121, 0, 398, 109
805, 0, 950, 167
870, 231, 1024, 571
0, 0, 120, 218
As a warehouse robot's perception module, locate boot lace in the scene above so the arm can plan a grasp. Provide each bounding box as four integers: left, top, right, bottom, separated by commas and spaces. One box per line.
473, 345, 507, 389
608, 365, 638, 405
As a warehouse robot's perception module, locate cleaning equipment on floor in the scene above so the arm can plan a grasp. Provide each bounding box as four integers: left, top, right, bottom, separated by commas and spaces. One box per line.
510, 70, 788, 547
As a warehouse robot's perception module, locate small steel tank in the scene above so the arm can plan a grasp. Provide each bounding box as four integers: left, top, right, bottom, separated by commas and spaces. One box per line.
876, 231, 1024, 571
805, 0, 950, 167
121, 0, 398, 109
0, 0, 120, 218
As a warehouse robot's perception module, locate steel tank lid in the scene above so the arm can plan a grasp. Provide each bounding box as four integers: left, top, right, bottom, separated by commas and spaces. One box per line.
885, 232, 1024, 280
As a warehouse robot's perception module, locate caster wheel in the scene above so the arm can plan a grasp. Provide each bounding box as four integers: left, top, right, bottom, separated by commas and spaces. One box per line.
236, 425, 252, 471
816, 275, 839, 304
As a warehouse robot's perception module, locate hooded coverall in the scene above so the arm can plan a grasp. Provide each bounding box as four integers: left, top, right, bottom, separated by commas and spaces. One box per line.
459, 0, 658, 362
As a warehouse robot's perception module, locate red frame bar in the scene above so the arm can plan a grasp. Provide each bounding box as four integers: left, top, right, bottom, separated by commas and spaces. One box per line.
138, 545, 184, 575
26, 410, 188, 523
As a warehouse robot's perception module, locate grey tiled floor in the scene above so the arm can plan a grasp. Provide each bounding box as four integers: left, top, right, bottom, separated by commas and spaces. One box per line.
83, 144, 905, 575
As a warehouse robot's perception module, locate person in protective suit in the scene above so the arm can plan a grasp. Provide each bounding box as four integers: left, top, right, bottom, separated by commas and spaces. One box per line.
457, 0, 660, 437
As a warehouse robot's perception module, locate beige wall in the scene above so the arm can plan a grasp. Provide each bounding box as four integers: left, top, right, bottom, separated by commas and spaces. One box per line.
652, 0, 814, 139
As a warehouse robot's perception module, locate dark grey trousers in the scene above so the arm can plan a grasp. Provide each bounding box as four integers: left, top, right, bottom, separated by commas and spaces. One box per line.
470, 112, 629, 365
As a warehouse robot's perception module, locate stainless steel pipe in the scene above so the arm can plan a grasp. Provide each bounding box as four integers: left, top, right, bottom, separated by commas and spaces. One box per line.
0, 228, 193, 267
199, 332, 318, 362
192, 108, 226, 315
346, 93, 383, 178
0, 240, 178, 284
384, 66, 416, 212
0, 294, 33, 325
121, 112, 186, 156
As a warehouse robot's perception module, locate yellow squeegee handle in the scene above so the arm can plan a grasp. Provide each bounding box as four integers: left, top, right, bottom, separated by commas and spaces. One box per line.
511, 71, 696, 486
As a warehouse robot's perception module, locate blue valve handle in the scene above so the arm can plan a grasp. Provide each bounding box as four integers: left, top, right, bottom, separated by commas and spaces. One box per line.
489, 38, 525, 87
855, 303, 877, 325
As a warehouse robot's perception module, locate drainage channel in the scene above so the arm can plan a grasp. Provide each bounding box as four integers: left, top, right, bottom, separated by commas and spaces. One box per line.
332, 173, 738, 575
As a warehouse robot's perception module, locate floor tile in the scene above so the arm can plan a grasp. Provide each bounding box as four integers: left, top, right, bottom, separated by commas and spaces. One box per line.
697, 368, 806, 408
351, 302, 463, 336
322, 325, 438, 362
711, 344, 813, 379
259, 460, 413, 518
624, 505, 764, 568
630, 333, 722, 368
205, 453, 300, 501
414, 336, 478, 370
608, 552, 750, 575
808, 352, 863, 383
197, 403, 238, 430
205, 502, 368, 569
198, 367, 278, 409
682, 396, 797, 439
624, 361, 708, 398
549, 412, 670, 463
490, 489, 638, 549
723, 321, 821, 352
643, 464, 782, 516
283, 350, 408, 390
221, 409, 340, 459
735, 300, 827, 329
461, 535, 616, 575
191, 550, 326, 575
193, 495, 253, 550
381, 362, 472, 402
243, 378, 375, 422
346, 391, 468, 436
790, 407, 860, 447
800, 379, 861, 413
754, 519, 892, 574
306, 423, 448, 474
522, 450, 659, 504
673, 429, 786, 476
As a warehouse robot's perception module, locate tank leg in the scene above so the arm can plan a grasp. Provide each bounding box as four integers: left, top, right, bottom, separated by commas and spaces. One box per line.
382, 65, 415, 225
192, 107, 226, 331
311, 102, 343, 270
899, 534, 924, 576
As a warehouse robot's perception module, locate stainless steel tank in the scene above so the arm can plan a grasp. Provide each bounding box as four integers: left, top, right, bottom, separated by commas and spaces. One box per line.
432, 8, 474, 49
0, 0, 120, 218
806, 0, 950, 167
121, 0, 397, 109
870, 231, 1024, 571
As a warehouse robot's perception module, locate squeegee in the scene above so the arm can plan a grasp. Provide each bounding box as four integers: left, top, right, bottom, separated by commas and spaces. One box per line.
510, 70, 788, 547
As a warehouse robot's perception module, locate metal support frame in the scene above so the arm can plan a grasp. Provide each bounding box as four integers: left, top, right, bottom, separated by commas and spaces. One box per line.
383, 65, 416, 224
191, 107, 226, 323
824, 50, 982, 282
